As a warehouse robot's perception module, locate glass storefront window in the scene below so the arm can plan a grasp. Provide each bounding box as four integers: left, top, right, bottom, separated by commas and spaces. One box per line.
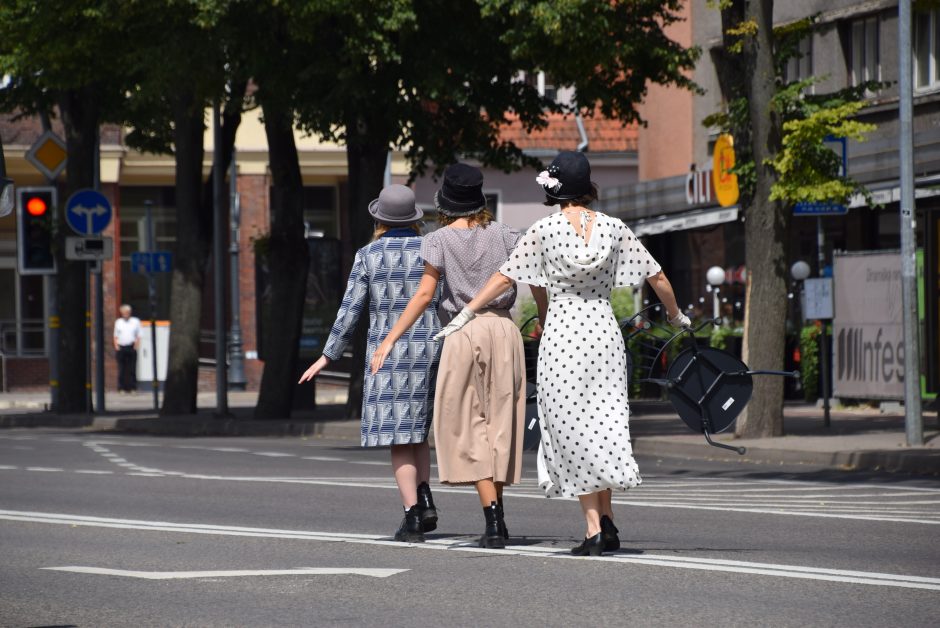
118, 187, 175, 320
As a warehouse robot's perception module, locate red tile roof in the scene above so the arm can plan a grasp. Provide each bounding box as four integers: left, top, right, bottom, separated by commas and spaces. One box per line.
499, 113, 638, 152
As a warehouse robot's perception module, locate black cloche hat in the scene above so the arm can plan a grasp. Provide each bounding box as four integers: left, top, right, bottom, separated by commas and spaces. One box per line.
537, 150, 593, 201
435, 163, 487, 217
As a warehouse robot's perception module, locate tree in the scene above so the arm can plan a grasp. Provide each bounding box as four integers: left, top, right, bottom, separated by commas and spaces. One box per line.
705, 4, 880, 437
254, 0, 699, 419
120, 1, 248, 415
0, 1, 149, 413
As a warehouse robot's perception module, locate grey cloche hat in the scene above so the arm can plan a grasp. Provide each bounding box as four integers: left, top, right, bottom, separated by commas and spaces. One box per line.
435, 163, 487, 217
368, 184, 423, 226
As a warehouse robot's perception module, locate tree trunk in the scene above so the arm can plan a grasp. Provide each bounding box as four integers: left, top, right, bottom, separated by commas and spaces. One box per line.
342, 114, 388, 420
254, 100, 308, 419
735, 0, 788, 438
161, 91, 207, 415
56, 87, 99, 413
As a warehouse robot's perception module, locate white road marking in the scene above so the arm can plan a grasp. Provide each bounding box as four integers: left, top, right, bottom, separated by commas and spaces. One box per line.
42, 566, 408, 580
301, 456, 345, 462
4, 509, 935, 591
74, 470, 114, 475
126, 473, 164, 477
253, 452, 295, 458
25, 467, 62, 472
0, 465, 18, 470
348, 461, 389, 466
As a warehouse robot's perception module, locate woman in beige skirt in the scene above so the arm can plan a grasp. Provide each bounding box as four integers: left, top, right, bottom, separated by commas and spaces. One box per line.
372, 163, 526, 549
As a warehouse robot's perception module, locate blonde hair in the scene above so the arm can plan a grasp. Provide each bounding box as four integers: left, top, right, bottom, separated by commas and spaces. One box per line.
437, 208, 493, 228
371, 223, 421, 241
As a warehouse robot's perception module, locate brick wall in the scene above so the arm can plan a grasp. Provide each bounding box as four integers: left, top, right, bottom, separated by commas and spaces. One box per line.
2, 356, 49, 390
236, 173, 270, 389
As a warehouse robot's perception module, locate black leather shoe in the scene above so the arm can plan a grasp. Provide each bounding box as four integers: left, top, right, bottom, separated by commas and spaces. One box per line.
600, 515, 620, 552
394, 505, 425, 543
417, 482, 438, 532
496, 501, 509, 540
479, 502, 505, 549
571, 532, 604, 556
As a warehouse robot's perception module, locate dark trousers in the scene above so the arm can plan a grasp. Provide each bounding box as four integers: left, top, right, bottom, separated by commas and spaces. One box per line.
116, 345, 137, 391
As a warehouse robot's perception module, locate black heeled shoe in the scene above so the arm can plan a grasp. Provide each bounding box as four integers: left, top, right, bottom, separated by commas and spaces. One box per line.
600, 515, 620, 552
479, 502, 505, 549
496, 499, 509, 540
571, 532, 604, 556
394, 505, 425, 543
417, 482, 438, 532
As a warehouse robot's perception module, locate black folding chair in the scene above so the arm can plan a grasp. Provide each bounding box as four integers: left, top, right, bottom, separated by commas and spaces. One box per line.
623, 305, 798, 455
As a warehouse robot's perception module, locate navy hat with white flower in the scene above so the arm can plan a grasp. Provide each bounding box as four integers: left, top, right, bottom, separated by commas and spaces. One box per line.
435, 162, 487, 217
537, 150, 593, 201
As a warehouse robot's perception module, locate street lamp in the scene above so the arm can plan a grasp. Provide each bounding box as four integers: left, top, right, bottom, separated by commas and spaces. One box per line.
706, 266, 725, 321
790, 260, 811, 323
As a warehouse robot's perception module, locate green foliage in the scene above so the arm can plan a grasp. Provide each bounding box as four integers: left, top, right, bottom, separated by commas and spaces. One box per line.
799, 325, 819, 402
768, 101, 876, 204
704, 11, 882, 209
708, 324, 740, 351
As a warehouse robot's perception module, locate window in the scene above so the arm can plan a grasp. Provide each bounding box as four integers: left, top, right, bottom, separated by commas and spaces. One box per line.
118, 187, 175, 320
525, 71, 556, 101
783, 35, 813, 85
300, 186, 338, 238
915, 9, 940, 90
849, 16, 880, 87
484, 192, 500, 219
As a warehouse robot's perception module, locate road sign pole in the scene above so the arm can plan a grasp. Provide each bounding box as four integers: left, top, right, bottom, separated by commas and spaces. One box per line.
144, 200, 159, 412
93, 127, 106, 414
816, 216, 830, 428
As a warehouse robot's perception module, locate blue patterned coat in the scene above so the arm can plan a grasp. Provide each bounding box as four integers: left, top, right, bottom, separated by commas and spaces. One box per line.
323, 232, 441, 447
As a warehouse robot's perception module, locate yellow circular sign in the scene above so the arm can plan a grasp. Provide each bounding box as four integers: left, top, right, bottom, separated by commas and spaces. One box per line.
712, 134, 739, 208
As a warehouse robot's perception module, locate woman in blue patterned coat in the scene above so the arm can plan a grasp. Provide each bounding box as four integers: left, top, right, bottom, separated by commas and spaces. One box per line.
299, 184, 442, 543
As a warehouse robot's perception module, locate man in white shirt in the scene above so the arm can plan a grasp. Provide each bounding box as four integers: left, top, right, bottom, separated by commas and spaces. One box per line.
113, 304, 142, 393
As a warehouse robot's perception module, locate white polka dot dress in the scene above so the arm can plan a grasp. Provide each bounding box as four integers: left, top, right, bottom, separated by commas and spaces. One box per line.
500, 211, 662, 498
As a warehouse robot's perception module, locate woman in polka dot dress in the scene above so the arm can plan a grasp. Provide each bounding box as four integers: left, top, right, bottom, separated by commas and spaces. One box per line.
436, 151, 690, 556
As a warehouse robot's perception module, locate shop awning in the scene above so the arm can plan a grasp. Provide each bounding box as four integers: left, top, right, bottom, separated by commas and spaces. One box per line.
630, 206, 739, 237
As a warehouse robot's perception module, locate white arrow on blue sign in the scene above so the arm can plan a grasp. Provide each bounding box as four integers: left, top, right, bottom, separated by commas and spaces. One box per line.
131, 251, 173, 273
66, 189, 112, 236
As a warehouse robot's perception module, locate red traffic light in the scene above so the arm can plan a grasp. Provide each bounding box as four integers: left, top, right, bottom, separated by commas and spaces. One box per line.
26, 196, 48, 216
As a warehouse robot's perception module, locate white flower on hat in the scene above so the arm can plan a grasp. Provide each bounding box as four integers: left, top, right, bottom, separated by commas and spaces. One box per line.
536, 170, 562, 192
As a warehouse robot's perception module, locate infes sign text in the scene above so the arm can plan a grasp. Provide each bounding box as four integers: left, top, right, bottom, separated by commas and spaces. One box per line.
833, 252, 904, 399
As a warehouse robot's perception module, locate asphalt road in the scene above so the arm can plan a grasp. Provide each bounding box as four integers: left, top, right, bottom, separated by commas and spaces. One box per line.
1, 428, 938, 628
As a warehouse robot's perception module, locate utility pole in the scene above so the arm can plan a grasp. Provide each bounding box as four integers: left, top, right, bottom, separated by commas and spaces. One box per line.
227, 149, 246, 390
212, 101, 229, 415
898, 0, 924, 446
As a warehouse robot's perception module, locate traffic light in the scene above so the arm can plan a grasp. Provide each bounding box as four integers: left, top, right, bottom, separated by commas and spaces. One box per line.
16, 186, 57, 275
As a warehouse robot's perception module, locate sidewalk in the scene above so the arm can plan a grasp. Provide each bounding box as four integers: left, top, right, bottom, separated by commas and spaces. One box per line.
1, 388, 938, 475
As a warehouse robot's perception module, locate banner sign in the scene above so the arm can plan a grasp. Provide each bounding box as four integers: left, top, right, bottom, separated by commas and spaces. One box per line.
833, 252, 904, 399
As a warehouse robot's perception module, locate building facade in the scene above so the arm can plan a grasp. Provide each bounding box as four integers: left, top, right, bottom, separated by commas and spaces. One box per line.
602, 0, 939, 396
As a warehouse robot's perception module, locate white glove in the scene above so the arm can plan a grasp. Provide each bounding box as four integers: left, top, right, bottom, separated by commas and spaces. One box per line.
667, 311, 692, 329
433, 307, 476, 340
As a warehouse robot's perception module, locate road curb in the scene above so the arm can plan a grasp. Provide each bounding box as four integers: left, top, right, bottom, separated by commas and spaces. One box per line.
3, 410, 937, 475
632, 437, 940, 475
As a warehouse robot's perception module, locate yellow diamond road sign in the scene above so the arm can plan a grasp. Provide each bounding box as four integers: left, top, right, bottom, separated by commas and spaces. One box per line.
25, 130, 67, 180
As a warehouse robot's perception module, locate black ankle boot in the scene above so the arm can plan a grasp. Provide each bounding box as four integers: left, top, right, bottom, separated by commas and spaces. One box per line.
600, 515, 620, 552
417, 482, 438, 532
479, 502, 505, 549
496, 500, 509, 540
394, 505, 425, 543
571, 532, 604, 556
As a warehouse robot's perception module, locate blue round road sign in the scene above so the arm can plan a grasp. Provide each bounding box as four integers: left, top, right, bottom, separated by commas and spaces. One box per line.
66, 189, 112, 236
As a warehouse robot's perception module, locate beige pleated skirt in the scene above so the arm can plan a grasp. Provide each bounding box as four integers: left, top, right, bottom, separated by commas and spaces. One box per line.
432, 309, 526, 485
